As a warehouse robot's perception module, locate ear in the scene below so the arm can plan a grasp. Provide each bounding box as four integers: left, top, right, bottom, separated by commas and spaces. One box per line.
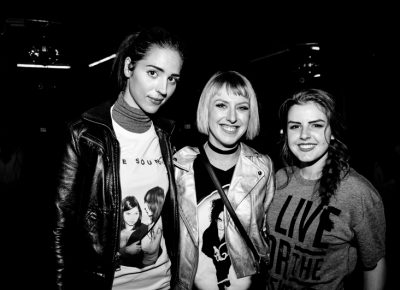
123, 57, 133, 78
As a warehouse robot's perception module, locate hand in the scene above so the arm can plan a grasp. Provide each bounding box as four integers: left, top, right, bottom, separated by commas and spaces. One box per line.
121, 241, 142, 255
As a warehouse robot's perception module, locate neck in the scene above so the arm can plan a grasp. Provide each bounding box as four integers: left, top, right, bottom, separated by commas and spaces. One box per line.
112, 92, 152, 133
298, 151, 328, 180
204, 142, 240, 171
207, 141, 239, 155
299, 168, 321, 180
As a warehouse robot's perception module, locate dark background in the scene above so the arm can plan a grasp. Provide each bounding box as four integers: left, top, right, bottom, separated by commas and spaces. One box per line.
1, 3, 398, 289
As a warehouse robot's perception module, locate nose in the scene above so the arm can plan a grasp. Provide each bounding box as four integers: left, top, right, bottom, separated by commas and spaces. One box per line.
226, 107, 237, 123
300, 126, 310, 139
156, 78, 168, 98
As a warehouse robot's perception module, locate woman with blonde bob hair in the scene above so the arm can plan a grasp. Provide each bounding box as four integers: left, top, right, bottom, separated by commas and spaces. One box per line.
196, 70, 260, 140
174, 70, 274, 290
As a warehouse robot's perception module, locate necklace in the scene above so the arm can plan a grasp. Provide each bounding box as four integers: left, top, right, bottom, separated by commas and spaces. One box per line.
207, 142, 239, 155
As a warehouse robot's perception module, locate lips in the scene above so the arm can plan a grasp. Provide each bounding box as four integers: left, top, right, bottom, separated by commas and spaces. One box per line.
298, 143, 317, 152
148, 96, 164, 105
220, 124, 238, 133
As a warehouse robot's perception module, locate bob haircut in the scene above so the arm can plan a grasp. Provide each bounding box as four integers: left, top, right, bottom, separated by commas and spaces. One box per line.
196, 70, 260, 140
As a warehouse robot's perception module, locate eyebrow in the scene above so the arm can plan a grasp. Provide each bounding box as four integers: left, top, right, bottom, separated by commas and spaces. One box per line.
288, 119, 326, 124
146, 64, 180, 78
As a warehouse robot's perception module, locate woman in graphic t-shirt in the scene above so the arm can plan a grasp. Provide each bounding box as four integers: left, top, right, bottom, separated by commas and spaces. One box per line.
267, 89, 386, 290
173, 71, 275, 290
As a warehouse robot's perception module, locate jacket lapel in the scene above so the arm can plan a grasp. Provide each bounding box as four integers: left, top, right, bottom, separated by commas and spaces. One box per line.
228, 145, 265, 208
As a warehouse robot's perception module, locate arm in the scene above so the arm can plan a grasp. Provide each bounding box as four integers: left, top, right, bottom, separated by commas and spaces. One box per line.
363, 257, 386, 290
121, 241, 142, 256
53, 127, 81, 289
263, 156, 276, 241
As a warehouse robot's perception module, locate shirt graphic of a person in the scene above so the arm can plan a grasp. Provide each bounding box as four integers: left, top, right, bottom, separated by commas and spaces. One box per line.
202, 198, 231, 289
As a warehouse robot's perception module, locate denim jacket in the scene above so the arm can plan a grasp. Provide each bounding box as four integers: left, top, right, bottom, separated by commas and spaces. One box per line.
173, 143, 275, 290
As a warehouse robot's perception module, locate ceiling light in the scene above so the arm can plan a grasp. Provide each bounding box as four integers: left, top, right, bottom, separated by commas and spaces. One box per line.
16, 63, 71, 69
88, 54, 116, 67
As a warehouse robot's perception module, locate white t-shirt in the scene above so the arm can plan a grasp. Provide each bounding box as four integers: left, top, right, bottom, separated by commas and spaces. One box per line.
112, 116, 170, 290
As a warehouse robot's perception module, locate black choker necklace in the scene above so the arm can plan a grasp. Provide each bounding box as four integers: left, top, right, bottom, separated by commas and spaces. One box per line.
207, 142, 239, 155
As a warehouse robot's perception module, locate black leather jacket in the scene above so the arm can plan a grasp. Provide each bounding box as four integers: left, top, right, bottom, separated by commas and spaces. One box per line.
53, 101, 180, 290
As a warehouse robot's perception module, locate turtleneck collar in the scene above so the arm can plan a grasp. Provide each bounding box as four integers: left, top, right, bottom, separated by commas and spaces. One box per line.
111, 93, 152, 133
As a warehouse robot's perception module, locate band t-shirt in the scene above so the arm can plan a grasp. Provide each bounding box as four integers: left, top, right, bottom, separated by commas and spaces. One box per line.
112, 119, 170, 290
267, 167, 386, 290
193, 158, 252, 290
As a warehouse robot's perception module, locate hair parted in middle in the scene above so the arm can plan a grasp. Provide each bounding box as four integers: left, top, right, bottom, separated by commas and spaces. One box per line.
112, 26, 185, 92
196, 70, 260, 140
278, 88, 350, 230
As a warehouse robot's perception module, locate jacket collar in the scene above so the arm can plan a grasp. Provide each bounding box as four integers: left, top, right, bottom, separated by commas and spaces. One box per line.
82, 100, 175, 135
174, 142, 258, 172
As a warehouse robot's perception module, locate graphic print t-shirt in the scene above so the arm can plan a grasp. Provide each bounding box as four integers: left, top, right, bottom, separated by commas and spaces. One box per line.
193, 158, 252, 290
112, 118, 170, 290
267, 167, 386, 290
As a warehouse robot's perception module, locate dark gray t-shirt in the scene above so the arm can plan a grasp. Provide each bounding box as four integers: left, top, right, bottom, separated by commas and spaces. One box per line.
267, 167, 386, 290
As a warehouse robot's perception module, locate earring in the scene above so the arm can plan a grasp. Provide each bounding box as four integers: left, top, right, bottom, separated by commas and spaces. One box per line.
331, 135, 335, 140
280, 129, 283, 135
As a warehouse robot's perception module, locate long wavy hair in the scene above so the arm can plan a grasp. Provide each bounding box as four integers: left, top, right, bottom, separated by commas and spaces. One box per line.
278, 89, 350, 229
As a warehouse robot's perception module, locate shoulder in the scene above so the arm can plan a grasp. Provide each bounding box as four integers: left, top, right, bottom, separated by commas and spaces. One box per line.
275, 167, 293, 188
173, 146, 199, 170
153, 116, 175, 135
240, 143, 274, 169
276, 167, 288, 180
340, 168, 383, 204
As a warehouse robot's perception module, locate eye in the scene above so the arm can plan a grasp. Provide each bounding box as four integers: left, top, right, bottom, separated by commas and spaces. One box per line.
238, 105, 249, 111
168, 76, 179, 85
288, 124, 300, 130
147, 70, 158, 78
215, 102, 226, 108
312, 123, 325, 128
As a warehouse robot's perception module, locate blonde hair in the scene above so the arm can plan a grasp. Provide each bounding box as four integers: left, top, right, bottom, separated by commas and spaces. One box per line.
196, 71, 260, 140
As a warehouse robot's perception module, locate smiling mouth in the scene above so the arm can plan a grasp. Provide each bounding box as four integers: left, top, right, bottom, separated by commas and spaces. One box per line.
148, 97, 164, 105
298, 144, 316, 151
220, 125, 238, 133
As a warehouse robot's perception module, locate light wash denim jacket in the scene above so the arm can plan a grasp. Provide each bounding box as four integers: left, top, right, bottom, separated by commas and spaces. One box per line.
173, 143, 275, 290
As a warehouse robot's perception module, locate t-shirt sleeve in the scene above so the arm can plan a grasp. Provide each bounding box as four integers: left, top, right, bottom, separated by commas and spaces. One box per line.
352, 176, 386, 269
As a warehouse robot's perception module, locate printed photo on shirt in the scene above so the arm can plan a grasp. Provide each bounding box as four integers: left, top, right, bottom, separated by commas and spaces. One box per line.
119, 186, 165, 268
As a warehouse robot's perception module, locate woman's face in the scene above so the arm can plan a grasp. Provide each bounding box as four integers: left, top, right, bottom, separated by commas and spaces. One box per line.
123, 46, 182, 114
287, 101, 332, 165
208, 86, 250, 150
144, 203, 153, 221
124, 206, 140, 226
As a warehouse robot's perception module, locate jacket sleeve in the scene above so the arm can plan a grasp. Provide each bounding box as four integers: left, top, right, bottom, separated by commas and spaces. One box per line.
52, 124, 82, 289
263, 155, 276, 242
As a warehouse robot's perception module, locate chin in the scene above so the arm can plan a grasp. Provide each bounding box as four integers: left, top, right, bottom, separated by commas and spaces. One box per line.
144, 106, 161, 115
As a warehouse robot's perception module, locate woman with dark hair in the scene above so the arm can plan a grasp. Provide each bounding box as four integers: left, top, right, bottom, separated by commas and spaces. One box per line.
202, 198, 231, 290
119, 196, 148, 268
142, 186, 165, 267
267, 88, 386, 289
52, 26, 184, 290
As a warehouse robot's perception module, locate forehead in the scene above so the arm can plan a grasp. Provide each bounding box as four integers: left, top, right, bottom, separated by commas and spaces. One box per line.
213, 85, 249, 102
288, 102, 327, 120
141, 45, 182, 73
126, 207, 139, 213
